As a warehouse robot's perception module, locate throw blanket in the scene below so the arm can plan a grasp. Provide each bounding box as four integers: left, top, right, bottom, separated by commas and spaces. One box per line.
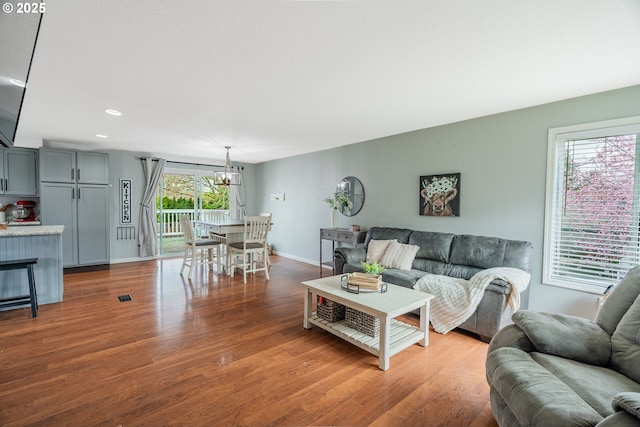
413, 267, 531, 334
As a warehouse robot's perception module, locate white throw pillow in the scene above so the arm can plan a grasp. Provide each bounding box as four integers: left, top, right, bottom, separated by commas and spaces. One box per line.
380, 241, 420, 271
366, 239, 396, 264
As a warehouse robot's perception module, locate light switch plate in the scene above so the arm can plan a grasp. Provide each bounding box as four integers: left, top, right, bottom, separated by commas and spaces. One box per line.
270, 192, 285, 201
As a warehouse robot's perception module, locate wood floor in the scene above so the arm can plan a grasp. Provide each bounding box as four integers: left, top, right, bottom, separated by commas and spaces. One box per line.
0, 256, 499, 427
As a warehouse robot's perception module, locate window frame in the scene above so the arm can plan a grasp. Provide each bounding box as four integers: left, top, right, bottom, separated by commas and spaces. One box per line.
543, 115, 640, 294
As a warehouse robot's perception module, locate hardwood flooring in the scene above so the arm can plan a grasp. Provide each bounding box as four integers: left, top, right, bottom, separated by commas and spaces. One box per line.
0, 256, 498, 427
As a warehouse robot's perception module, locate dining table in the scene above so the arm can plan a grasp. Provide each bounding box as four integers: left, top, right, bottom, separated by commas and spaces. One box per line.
192, 218, 247, 236
192, 218, 273, 273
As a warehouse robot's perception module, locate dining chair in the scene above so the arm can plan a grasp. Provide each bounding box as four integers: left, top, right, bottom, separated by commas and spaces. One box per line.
179, 215, 223, 279
259, 212, 272, 268
228, 214, 271, 284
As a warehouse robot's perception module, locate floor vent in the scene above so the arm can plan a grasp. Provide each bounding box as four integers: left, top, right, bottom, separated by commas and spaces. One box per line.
118, 295, 132, 302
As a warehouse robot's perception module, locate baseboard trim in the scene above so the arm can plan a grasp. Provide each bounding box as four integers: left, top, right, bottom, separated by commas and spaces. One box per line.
271, 250, 332, 270
64, 264, 110, 274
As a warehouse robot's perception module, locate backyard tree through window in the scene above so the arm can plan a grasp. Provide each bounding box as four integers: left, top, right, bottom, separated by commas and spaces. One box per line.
544, 117, 640, 292
157, 173, 230, 254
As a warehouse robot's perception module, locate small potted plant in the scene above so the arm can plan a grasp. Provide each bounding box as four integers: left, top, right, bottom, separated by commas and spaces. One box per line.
361, 261, 385, 275
347, 261, 385, 290
324, 191, 353, 227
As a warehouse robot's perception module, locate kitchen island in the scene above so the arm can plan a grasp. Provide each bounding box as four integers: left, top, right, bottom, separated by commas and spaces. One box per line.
0, 225, 65, 307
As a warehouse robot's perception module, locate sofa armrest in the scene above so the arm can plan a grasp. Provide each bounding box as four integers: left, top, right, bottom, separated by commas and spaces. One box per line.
487, 323, 535, 355
334, 247, 366, 274
596, 412, 640, 427
512, 311, 611, 366
613, 393, 640, 420
596, 393, 640, 426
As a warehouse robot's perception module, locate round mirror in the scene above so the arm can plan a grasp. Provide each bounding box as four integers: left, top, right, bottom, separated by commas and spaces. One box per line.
336, 176, 365, 216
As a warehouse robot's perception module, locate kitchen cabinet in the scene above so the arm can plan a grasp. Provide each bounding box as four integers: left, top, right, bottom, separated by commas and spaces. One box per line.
0, 147, 38, 195
39, 148, 110, 267
39, 149, 109, 184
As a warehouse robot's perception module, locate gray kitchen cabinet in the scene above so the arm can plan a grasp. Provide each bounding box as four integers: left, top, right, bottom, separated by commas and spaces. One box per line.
0, 147, 38, 195
39, 148, 110, 267
77, 152, 109, 184
40, 183, 77, 267
77, 185, 110, 265
39, 148, 109, 184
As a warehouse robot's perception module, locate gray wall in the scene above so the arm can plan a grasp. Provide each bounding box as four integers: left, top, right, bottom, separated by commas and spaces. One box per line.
254, 84, 640, 319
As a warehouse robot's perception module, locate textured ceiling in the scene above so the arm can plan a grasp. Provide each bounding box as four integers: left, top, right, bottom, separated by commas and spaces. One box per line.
14, 0, 640, 165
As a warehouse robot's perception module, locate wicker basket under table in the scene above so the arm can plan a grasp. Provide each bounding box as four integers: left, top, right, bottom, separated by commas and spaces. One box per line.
344, 306, 381, 337
316, 295, 346, 322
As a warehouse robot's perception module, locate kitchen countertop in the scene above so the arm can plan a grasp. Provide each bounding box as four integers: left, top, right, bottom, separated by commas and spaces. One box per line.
7, 221, 42, 226
0, 225, 64, 236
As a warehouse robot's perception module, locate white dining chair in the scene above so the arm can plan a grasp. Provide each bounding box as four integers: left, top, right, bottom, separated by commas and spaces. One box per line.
179, 215, 223, 279
228, 214, 271, 284
259, 212, 272, 268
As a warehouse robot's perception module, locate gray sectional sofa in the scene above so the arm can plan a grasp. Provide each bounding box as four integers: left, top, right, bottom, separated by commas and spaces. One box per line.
333, 227, 533, 341
486, 266, 640, 426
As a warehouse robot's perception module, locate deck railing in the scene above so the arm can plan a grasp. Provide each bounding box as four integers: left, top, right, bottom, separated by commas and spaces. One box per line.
158, 209, 230, 237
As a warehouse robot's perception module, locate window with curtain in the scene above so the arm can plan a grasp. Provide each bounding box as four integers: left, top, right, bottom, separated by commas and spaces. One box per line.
544, 117, 640, 293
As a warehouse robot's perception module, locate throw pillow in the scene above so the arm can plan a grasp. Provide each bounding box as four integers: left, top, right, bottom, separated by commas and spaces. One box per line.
366, 239, 396, 264
381, 241, 420, 271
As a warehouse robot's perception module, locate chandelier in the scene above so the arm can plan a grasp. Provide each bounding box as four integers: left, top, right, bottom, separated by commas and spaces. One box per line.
214, 146, 241, 186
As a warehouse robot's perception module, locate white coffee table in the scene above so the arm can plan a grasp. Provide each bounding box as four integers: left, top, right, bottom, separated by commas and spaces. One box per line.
302, 275, 434, 371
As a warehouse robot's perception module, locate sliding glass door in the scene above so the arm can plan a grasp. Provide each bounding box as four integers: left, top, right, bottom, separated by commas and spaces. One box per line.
157, 173, 229, 254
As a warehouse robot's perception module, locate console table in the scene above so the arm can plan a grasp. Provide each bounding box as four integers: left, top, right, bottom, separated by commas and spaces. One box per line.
319, 228, 366, 277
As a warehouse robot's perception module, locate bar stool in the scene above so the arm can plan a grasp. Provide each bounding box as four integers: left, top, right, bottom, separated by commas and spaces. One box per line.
0, 258, 39, 317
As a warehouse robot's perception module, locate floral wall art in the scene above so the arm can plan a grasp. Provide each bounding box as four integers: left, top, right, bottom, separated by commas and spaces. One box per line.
419, 173, 460, 217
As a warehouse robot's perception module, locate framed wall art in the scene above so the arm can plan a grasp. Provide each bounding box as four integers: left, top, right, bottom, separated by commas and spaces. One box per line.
419, 173, 460, 217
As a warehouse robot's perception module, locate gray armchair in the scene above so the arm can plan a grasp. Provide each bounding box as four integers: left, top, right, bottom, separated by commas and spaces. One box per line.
486, 266, 640, 426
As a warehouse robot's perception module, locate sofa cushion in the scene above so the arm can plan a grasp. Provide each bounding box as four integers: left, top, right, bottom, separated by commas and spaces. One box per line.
612, 392, 640, 420
504, 239, 534, 272
380, 241, 420, 270
597, 266, 640, 336
381, 269, 426, 288
611, 294, 640, 383
445, 264, 483, 280
364, 227, 412, 248
532, 352, 640, 418
512, 311, 612, 366
342, 264, 425, 288
366, 239, 395, 264
408, 230, 454, 263
486, 347, 603, 426
411, 258, 448, 276
449, 235, 506, 269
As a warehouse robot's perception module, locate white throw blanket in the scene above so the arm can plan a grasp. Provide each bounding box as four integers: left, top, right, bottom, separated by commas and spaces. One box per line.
413, 267, 531, 334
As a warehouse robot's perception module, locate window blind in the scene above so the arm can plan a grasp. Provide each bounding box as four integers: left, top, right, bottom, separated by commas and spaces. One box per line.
547, 133, 640, 290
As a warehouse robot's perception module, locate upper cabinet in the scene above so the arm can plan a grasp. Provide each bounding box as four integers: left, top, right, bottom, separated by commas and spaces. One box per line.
40, 148, 109, 184
77, 152, 109, 184
0, 147, 38, 196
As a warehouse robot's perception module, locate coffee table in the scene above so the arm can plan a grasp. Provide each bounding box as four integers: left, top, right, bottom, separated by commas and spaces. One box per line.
302, 275, 434, 371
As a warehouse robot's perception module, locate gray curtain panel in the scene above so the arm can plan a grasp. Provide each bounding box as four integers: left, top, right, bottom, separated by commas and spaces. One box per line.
235, 168, 247, 219
138, 158, 166, 257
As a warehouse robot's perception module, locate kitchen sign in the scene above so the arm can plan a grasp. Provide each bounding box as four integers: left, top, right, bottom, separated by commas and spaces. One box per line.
120, 179, 132, 224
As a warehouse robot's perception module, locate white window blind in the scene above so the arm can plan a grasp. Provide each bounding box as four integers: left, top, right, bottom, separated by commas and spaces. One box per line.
544, 117, 640, 293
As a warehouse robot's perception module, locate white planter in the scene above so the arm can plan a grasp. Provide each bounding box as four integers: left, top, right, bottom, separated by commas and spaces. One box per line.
331, 209, 338, 228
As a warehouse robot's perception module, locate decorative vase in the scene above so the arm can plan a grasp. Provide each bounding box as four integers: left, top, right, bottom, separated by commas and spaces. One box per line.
331, 209, 338, 228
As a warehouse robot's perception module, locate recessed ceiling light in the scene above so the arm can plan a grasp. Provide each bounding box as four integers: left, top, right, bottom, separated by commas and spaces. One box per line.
96, 134, 108, 138
9, 78, 25, 87
105, 109, 122, 116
